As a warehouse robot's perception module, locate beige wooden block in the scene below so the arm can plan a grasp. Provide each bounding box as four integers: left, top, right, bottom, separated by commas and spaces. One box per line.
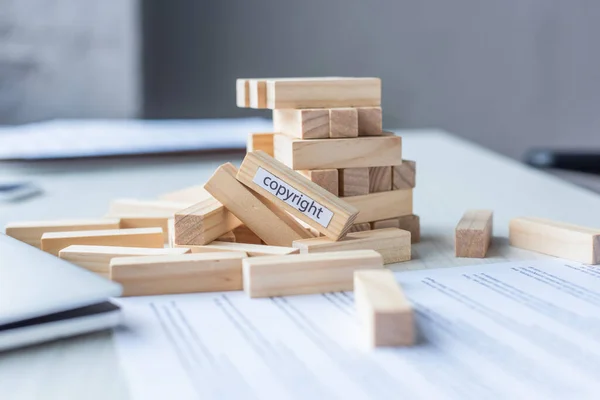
174, 196, 242, 246
107, 199, 191, 217
397, 214, 420, 243
236, 151, 359, 240
273, 109, 329, 139
243, 250, 384, 298
5, 219, 120, 248
299, 169, 339, 196
273, 133, 402, 170
217, 231, 236, 243
339, 168, 370, 196
249, 79, 267, 109
369, 166, 392, 193
354, 269, 414, 347
348, 222, 371, 233
159, 185, 211, 204
357, 107, 383, 136
232, 225, 262, 245
293, 228, 410, 264
329, 108, 358, 138
59, 245, 189, 275
205, 163, 310, 246
344, 189, 413, 224
455, 210, 493, 258
509, 217, 600, 264
392, 160, 416, 190
236, 78, 250, 107
181, 241, 298, 257
119, 217, 171, 243
111, 252, 247, 296
41, 228, 164, 256
371, 218, 400, 230
247, 132, 275, 157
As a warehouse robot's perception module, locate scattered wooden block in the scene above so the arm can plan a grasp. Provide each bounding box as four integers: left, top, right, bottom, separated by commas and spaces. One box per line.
41, 228, 164, 256
339, 168, 370, 196
298, 169, 339, 196
354, 269, 415, 347
348, 222, 371, 233
5, 219, 120, 248
236, 78, 250, 107
159, 185, 211, 204
293, 228, 410, 264
344, 189, 413, 224
509, 217, 600, 264
455, 210, 493, 258
392, 160, 416, 190
368, 166, 392, 193
273, 133, 402, 170
272, 109, 329, 139
371, 218, 400, 230
242, 250, 384, 298
249, 79, 267, 109
217, 231, 236, 243
247, 132, 275, 157
357, 107, 383, 136
329, 108, 358, 138
119, 217, 171, 243
111, 252, 247, 296
59, 245, 190, 277
181, 241, 298, 257
232, 225, 263, 245
107, 199, 191, 217
236, 151, 359, 240
396, 214, 420, 243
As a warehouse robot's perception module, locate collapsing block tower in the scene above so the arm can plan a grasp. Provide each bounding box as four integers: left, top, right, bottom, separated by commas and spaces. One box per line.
238, 77, 419, 241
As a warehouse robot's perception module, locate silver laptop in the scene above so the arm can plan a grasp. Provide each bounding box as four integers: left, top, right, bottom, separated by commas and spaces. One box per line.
0, 234, 122, 351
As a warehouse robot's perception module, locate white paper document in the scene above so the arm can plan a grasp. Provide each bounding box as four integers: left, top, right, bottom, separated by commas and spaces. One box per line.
114, 260, 600, 399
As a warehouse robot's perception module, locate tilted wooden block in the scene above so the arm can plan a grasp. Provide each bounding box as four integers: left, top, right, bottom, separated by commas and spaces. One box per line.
242, 250, 384, 298
119, 217, 171, 243
339, 168, 370, 196
249, 79, 267, 109
273, 133, 402, 170
107, 199, 191, 217
41, 228, 164, 256
299, 169, 339, 196
232, 225, 263, 245
344, 189, 413, 224
368, 166, 392, 193
509, 217, 600, 264
110, 252, 247, 296
455, 210, 493, 258
392, 160, 416, 190
273, 109, 329, 139
329, 108, 358, 138
354, 269, 415, 347
357, 107, 383, 136
236, 78, 250, 107
247, 132, 275, 157
236, 151, 359, 240
348, 222, 371, 233
5, 219, 120, 248
159, 185, 211, 204
205, 163, 311, 246
293, 228, 410, 264
180, 241, 298, 257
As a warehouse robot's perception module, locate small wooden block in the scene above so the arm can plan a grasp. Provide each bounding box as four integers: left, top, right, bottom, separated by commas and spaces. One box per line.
247, 132, 275, 157
217, 231, 236, 243
397, 214, 420, 243
369, 166, 392, 193
273, 134, 402, 170
273, 109, 329, 139
348, 222, 371, 233
329, 108, 358, 138
236, 78, 250, 107
371, 218, 400, 230
232, 225, 263, 245
249, 79, 267, 109
298, 169, 339, 196
339, 168, 370, 196
357, 107, 383, 136
236, 151, 359, 240
111, 252, 247, 296
509, 217, 600, 264
159, 185, 211, 204
41, 228, 164, 256
344, 189, 413, 224
5, 219, 120, 248
181, 241, 298, 257
354, 269, 415, 347
242, 250, 384, 298
107, 199, 191, 217
119, 217, 171, 243
455, 210, 493, 258
392, 160, 416, 190
293, 228, 410, 264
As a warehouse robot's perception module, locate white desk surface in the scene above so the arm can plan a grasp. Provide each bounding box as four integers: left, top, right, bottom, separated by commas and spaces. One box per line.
2, 130, 600, 399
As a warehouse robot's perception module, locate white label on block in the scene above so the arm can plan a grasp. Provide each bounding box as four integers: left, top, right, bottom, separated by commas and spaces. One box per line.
253, 167, 334, 228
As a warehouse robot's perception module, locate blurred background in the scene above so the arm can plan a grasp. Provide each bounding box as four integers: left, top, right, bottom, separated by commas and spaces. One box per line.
2, 0, 600, 160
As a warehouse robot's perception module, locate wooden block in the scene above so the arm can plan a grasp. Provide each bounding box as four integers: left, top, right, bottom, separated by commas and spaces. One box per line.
249, 79, 267, 109
232, 225, 262, 245
107, 199, 191, 217
298, 169, 339, 196
348, 222, 371, 233
59, 245, 190, 276
509, 217, 600, 264
455, 210, 493, 258
236, 78, 250, 107
293, 228, 410, 264
273, 109, 329, 139
247, 132, 274, 157
205, 163, 311, 246
111, 252, 247, 296
397, 214, 420, 243
354, 269, 414, 347
344, 189, 413, 224
273, 133, 402, 170
357, 107, 383, 136
329, 108, 358, 138
236, 151, 359, 240
217, 231, 236, 243
339, 168, 370, 196
159, 185, 211, 204
369, 166, 392, 193
5, 219, 120, 248
119, 217, 171, 243
181, 241, 298, 257
371, 218, 400, 230
41, 228, 164, 256
392, 160, 416, 190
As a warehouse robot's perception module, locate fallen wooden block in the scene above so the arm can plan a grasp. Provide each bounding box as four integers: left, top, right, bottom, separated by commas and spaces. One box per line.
344, 189, 413, 224
180, 241, 298, 257
354, 269, 415, 347
247, 132, 275, 157
232, 225, 263, 245
236, 78, 250, 107
369, 166, 392, 193
273, 133, 402, 170
59, 245, 190, 277
329, 108, 358, 138
41, 228, 164, 256
509, 217, 600, 264
107, 199, 191, 217
455, 210, 493, 258
272, 109, 329, 139
236, 151, 359, 240
5, 218, 120, 248
159, 185, 211, 204
119, 216, 171, 243
348, 222, 371, 233
243, 250, 384, 298
392, 160, 416, 190
339, 168, 369, 196
111, 252, 247, 296
357, 107, 382, 136
298, 169, 339, 196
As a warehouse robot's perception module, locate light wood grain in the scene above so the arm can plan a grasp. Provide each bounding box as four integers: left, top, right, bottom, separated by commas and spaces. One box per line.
329, 108, 358, 138
247, 132, 275, 156
357, 106, 383, 136
344, 189, 413, 224
217, 231, 236, 243
392, 160, 416, 190
236, 78, 250, 107
232, 225, 263, 245
159, 185, 211, 204
455, 210, 493, 258
299, 169, 339, 196
396, 214, 420, 243
348, 222, 372, 233
273, 109, 329, 139
371, 218, 400, 230
181, 241, 298, 257
339, 168, 370, 196
249, 79, 267, 109
368, 166, 392, 193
